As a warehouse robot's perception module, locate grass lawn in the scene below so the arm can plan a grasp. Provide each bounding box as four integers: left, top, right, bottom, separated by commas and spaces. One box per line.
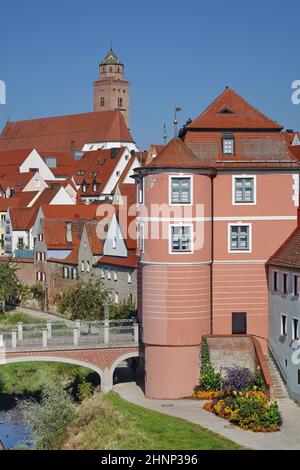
0, 311, 44, 325
62, 391, 242, 450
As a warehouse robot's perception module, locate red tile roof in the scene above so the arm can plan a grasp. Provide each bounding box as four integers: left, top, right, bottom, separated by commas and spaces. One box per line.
97, 252, 137, 268
0, 172, 33, 192
0, 192, 39, 211
41, 204, 98, 219
85, 221, 103, 255
187, 87, 283, 130
147, 137, 208, 169
41, 218, 86, 250
9, 207, 38, 230
0, 111, 134, 153
268, 227, 300, 269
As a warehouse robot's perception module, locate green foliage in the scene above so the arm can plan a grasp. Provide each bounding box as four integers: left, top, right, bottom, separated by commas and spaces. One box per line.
22, 382, 76, 450
0, 261, 20, 311
31, 283, 45, 310
77, 382, 93, 401
109, 298, 136, 319
198, 336, 221, 391
18, 284, 33, 304
0, 311, 43, 325
55, 280, 111, 320
232, 392, 281, 431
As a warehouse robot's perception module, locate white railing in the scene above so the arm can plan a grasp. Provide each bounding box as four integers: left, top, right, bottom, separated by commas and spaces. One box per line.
0, 319, 139, 352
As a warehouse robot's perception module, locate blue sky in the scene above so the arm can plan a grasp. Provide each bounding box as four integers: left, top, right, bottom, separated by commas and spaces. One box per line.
0, 0, 299, 150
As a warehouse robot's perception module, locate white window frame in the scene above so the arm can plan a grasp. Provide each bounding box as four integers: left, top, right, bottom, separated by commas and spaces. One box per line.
114, 270, 118, 281
232, 175, 256, 206
107, 270, 111, 280
293, 317, 299, 340
222, 137, 235, 156
169, 175, 193, 206
169, 223, 193, 255
128, 272, 132, 284
228, 223, 252, 253
73, 268, 78, 280
281, 314, 287, 336
140, 223, 144, 254
272, 270, 279, 292
139, 178, 144, 205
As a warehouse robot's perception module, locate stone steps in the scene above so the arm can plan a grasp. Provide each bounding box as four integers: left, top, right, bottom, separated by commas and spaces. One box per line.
265, 354, 289, 399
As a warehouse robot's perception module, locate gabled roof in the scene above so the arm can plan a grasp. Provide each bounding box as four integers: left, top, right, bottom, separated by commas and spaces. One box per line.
41, 218, 86, 250
41, 204, 98, 220
268, 227, 300, 269
187, 87, 283, 130
0, 172, 33, 192
9, 207, 38, 231
0, 148, 33, 166
0, 111, 134, 153
0, 191, 39, 211
146, 137, 207, 169
85, 221, 103, 255
96, 252, 137, 268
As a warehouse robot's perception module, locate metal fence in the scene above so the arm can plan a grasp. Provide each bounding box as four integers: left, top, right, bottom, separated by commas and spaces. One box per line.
0, 319, 138, 352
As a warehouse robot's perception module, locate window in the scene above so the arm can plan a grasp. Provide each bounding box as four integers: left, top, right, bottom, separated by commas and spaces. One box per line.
293, 318, 299, 340
128, 272, 132, 284
113, 237, 117, 249
107, 270, 111, 280
232, 312, 247, 334
101, 269, 105, 279
17, 237, 24, 249
139, 178, 144, 204
73, 268, 78, 280
115, 291, 119, 304
294, 275, 299, 297
34, 178, 40, 188
38, 233, 43, 242
170, 225, 192, 253
170, 177, 191, 204
282, 273, 288, 295
86, 261, 90, 273
114, 270, 118, 281
234, 177, 255, 204
41, 252, 46, 261
81, 260, 85, 272
229, 225, 250, 252
273, 271, 278, 292
82, 183, 87, 193
118, 98, 123, 108
281, 314, 287, 336
222, 135, 234, 155
100, 97, 105, 107
92, 183, 98, 192
140, 224, 144, 254
36, 272, 46, 282
63, 266, 69, 279
44, 157, 57, 168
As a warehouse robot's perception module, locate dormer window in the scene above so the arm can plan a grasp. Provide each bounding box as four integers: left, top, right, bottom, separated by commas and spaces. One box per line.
222, 134, 235, 156
82, 183, 87, 193
92, 183, 98, 192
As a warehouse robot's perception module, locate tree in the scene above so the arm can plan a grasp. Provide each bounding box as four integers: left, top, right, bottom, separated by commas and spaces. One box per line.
55, 280, 111, 320
0, 261, 20, 312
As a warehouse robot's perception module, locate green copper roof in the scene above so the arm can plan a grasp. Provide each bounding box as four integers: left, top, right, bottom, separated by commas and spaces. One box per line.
101, 47, 121, 65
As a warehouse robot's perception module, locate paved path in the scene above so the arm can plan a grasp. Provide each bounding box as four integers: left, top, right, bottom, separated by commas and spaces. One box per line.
114, 382, 300, 450
15, 306, 69, 323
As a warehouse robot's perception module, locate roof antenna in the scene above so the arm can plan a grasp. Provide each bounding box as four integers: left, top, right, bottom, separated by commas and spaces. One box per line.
173, 106, 182, 137
163, 124, 167, 144
110, 40, 113, 50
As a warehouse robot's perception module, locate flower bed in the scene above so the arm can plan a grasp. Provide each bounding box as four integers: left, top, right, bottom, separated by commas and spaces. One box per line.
203, 390, 281, 432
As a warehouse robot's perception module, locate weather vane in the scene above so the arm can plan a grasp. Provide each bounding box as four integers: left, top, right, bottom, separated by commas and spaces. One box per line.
173, 106, 182, 137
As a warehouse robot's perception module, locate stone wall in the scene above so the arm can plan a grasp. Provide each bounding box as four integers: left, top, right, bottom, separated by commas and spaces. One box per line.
207, 335, 257, 375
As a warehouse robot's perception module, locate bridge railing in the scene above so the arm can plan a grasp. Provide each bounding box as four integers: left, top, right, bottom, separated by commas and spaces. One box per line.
0, 319, 139, 352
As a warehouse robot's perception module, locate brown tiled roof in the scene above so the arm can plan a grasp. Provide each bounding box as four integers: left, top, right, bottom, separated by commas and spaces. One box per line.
184, 132, 300, 168
0, 111, 134, 153
9, 207, 38, 230
41, 204, 97, 219
187, 87, 283, 130
41, 218, 86, 249
0, 192, 39, 211
0, 172, 33, 192
97, 252, 137, 268
268, 227, 300, 269
85, 221, 103, 255
147, 137, 209, 169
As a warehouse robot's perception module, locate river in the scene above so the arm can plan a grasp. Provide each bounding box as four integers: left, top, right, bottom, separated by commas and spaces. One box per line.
0, 405, 32, 450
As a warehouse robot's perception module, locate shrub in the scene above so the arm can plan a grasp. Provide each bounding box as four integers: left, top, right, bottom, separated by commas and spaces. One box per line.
109, 298, 137, 319
223, 366, 255, 391
197, 337, 221, 392
31, 283, 45, 310
22, 382, 76, 450
77, 382, 93, 401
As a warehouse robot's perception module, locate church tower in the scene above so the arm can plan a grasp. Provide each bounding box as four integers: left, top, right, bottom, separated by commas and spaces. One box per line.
93, 47, 130, 128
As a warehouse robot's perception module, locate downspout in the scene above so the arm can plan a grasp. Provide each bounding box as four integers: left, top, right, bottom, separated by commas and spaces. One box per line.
210, 173, 216, 335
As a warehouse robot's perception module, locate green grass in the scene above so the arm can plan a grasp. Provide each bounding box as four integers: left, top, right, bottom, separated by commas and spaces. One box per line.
0, 311, 44, 325
62, 391, 241, 450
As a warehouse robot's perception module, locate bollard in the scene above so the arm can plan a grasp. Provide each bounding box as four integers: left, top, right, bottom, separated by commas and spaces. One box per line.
17, 322, 23, 341
11, 331, 17, 348
75, 320, 81, 337
42, 329, 48, 347
73, 328, 79, 346
0, 334, 4, 348
134, 323, 139, 343
104, 319, 109, 344
47, 321, 52, 339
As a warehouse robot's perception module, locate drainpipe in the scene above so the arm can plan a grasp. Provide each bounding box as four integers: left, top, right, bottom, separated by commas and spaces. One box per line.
210, 173, 216, 335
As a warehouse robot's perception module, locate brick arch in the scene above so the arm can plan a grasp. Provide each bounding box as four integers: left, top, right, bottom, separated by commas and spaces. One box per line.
110, 351, 140, 378
2, 356, 104, 382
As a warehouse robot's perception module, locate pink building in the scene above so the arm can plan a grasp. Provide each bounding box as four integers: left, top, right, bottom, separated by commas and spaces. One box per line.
135, 87, 300, 399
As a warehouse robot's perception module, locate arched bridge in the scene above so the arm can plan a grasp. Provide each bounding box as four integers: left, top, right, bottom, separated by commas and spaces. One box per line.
0, 319, 139, 393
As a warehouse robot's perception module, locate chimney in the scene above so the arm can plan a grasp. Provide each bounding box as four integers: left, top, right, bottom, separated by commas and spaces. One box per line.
66, 222, 72, 243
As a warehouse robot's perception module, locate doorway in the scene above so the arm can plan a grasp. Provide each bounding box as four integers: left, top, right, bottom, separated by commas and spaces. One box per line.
232, 312, 247, 334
